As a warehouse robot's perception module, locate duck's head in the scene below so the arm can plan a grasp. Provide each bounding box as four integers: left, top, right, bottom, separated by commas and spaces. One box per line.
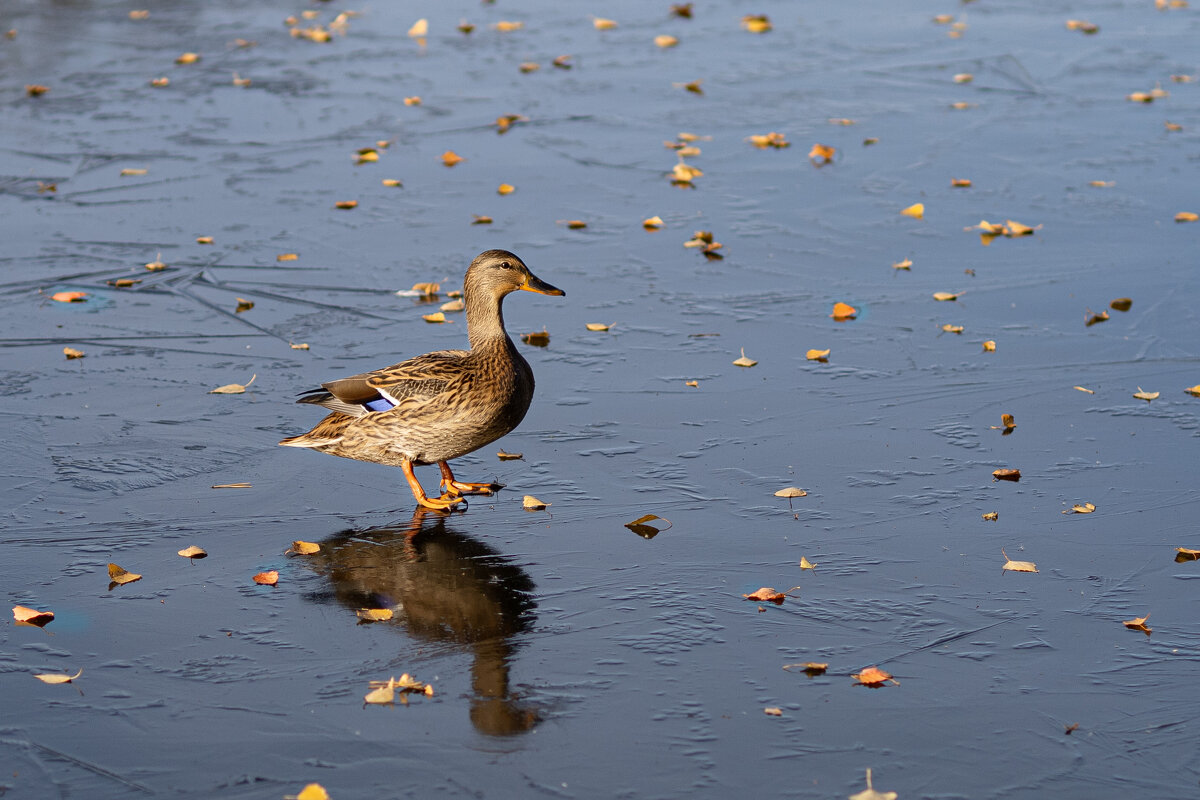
465, 249, 565, 300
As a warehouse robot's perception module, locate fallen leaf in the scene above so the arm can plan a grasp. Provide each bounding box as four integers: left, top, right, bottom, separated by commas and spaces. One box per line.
1066, 19, 1100, 33
211, 482, 252, 489
1064, 502, 1096, 514
852, 667, 898, 687
829, 117, 856, 126
643, 216, 665, 230
1001, 548, 1037, 573
982, 511, 998, 521
932, 291, 960, 302
473, 215, 494, 224
232, 72, 251, 87
741, 14, 772, 33
253, 570, 279, 586
145, 254, 167, 271
670, 162, 703, 185
564, 220, 588, 229
989, 413, 1016, 432
422, 312, 447, 324
892, 258, 912, 270
685, 379, 699, 388
950, 101, 974, 110
276, 253, 299, 262
806, 349, 830, 361
286, 783, 330, 800
743, 587, 797, 604
493, 20, 524, 32
775, 487, 808, 498
288, 540, 321, 555
523, 495, 550, 510
1123, 614, 1151, 634
951, 177, 972, 187
51, 291, 87, 303
13, 605, 54, 626
356, 608, 394, 622
732, 348, 757, 368
982, 340, 996, 352
1175, 547, 1200, 562
799, 556, 816, 570
382, 178, 403, 187
108, 563, 142, 585
1185, 385, 1200, 397
235, 298, 254, 313
175, 51, 200, 64
1176, 212, 1199, 223
1089, 180, 1115, 188
63, 347, 85, 359
407, 18, 427, 37
290, 342, 310, 350
808, 143, 835, 163
521, 328, 550, 346
440, 299, 465, 312
941, 324, 964, 334
993, 468, 1021, 481
1004, 219, 1038, 236
747, 132, 790, 149
120, 168, 148, 176
625, 514, 672, 538
177, 545, 207, 559
552, 54, 573, 69
441, 151, 464, 167
411, 282, 440, 296
334, 200, 358, 209
764, 707, 783, 716
355, 149, 379, 164
34, 668, 83, 685
849, 768, 898, 800
901, 203, 925, 219
954, 72, 973, 83
655, 34, 679, 48
1132, 387, 1159, 402
673, 79, 704, 94
497, 450, 523, 460
831, 302, 857, 320
1074, 385, 1095, 394
1165, 121, 1182, 132
585, 322, 613, 332
593, 17, 618, 30
497, 183, 515, 195
26, 84, 50, 96
786, 662, 828, 676
210, 374, 256, 394
1109, 298, 1133, 312
671, 4, 693, 18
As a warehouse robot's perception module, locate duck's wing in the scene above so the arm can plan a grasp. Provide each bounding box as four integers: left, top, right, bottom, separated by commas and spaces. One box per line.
297, 350, 469, 417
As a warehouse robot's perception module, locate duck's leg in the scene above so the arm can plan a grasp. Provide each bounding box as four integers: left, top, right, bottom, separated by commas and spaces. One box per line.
438, 461, 503, 497
401, 459, 463, 510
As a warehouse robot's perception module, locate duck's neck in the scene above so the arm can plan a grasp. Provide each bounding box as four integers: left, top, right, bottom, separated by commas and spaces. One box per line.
465, 287, 511, 350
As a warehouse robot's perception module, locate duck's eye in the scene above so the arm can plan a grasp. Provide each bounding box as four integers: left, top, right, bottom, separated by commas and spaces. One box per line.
499, 261, 512, 270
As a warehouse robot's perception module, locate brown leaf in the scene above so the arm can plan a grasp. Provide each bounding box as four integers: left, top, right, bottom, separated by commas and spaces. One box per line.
1122, 613, 1151, 635
625, 514, 672, 538
1174, 547, 1200, 562
521, 328, 550, 346
743, 586, 800, 604
982, 511, 998, 521
211, 482, 252, 489
1109, 297, 1133, 311
1132, 387, 1159, 402
108, 563, 142, 585
334, 200, 358, 209
992, 468, 1021, 481
196, 235, 214, 244
253, 570, 279, 586
63, 347, 85, 360
497, 450, 524, 460
287, 540, 321, 555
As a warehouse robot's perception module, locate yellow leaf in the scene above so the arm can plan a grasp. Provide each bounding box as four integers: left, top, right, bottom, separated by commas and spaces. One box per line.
523, 495, 550, 510
107, 563, 142, 585
950, 101, 974, 110
799, 556, 815, 570
552, 54, 573, 68
175, 52, 200, 64
407, 18, 428, 37
497, 183, 515, 195
775, 487, 807, 498
441, 151, 464, 167
1176, 212, 1199, 223
422, 312, 447, 323
411, 282, 440, 295
655, 34, 679, 48
951, 177, 972, 187
472, 215, 493, 225
643, 216, 665, 230
1090, 180, 1114, 187
764, 707, 783, 716
1074, 385, 1095, 394
177, 545, 207, 559
252, 570, 279, 586
288, 540, 321, 555
1122, 614, 1151, 634
685, 380, 698, 387
806, 349, 830, 361
120, 168, 147, 176
33, 668, 83, 685
953, 73, 973, 83
900, 203, 925, 219
1185, 384, 1200, 397
941, 324, 964, 334
849, 768, 898, 800
150, 77, 169, 87
290, 342, 310, 350
671, 162, 703, 184
211, 482, 252, 489
593, 17, 618, 30
808, 142, 835, 162
828, 117, 856, 126
1066, 19, 1100, 33
625, 514, 672, 538
355, 149, 378, 164
831, 302, 857, 320
276, 253, 299, 261
50, 290, 87, 303
145, 254, 167, 271
585, 322, 613, 331
1001, 549, 1037, 573
892, 258, 912, 270
63, 347, 85, 359
982, 511, 998, 521
292, 784, 330, 800
235, 297, 254, 313
334, 200, 358, 209
741, 14, 772, 33
493, 20, 524, 32
210, 374, 256, 394
565, 220, 587, 229
382, 178, 403, 187
356, 608, 394, 622
982, 340, 996, 352
1132, 387, 1159, 401
497, 450, 523, 460
519, 62, 540, 73
232, 72, 251, 87
1064, 502, 1096, 514
851, 667, 898, 686
520, 328, 550, 346
932, 291, 959, 302
732, 348, 757, 368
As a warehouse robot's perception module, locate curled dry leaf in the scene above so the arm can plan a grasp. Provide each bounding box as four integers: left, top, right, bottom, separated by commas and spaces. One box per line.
63, 347, 85, 359
196, 235, 214, 244
422, 312, 447, 324
497, 450, 523, 460
1085, 309, 1109, 326
685, 380, 698, 387
764, 707, 783, 716
497, 183, 515, 195
472, 215, 492, 225
732, 348, 757, 368
900, 203, 925, 219
643, 216, 664, 230
951, 178, 972, 187
941, 324, 964, 334
585, 323, 613, 332
1123, 614, 1151, 635
276, 253, 299, 262
775, 487, 807, 498
593, 17, 618, 30
932, 291, 960, 302
145, 254, 167, 271
1185, 385, 1200, 398
1176, 212, 1199, 223
831, 302, 857, 320
671, 163, 703, 185
1109, 297, 1133, 312
51, 291, 88, 303
625, 514, 672, 538
253, 570, 279, 586
356, 608, 394, 622
26, 84, 50, 96
1064, 502, 1096, 514
806, 349, 830, 361
108, 563, 142, 585
334, 200, 358, 209
290, 342, 310, 350
235, 298, 254, 313
120, 168, 148, 176
175, 52, 200, 64
13, 605, 54, 626
1074, 385, 1095, 394
210, 374, 256, 394
1066, 19, 1100, 33
287, 540, 321, 555
953, 73, 973, 83
782, 661, 828, 676
1001, 549, 1037, 573
748, 132, 790, 149
993, 468, 1021, 481
521, 328, 550, 346
211, 482, 251, 489
1132, 387, 1159, 402
150, 77, 169, 86
852, 667, 898, 687
286, 784, 330, 800
523, 495, 550, 510
655, 34, 679, 48
441, 299, 465, 312
849, 768, 898, 800
892, 258, 912, 270
441, 151, 464, 167
382, 178, 403, 187
989, 413, 1016, 432
34, 668, 83, 685
177, 545, 208, 559
741, 14, 772, 33
799, 556, 816, 570
565, 220, 588, 229
1174, 547, 1200, 562
982, 511, 998, 521
982, 340, 996, 352
808, 143, 835, 163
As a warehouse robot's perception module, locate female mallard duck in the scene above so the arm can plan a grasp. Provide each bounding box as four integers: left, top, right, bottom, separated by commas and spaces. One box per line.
280, 250, 564, 510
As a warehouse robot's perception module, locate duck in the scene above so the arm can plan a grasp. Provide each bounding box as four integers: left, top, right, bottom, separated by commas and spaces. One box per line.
279, 249, 564, 510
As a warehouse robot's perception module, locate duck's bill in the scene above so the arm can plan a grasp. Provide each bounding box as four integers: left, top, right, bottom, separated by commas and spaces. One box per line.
521, 274, 565, 296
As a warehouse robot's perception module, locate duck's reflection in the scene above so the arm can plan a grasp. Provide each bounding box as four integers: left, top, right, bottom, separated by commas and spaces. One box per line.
308, 508, 538, 736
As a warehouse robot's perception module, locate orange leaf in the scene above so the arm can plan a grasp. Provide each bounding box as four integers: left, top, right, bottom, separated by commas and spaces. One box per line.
852, 667, 898, 686
253, 570, 279, 586
51, 291, 87, 303
831, 301, 857, 320
13, 605, 54, 625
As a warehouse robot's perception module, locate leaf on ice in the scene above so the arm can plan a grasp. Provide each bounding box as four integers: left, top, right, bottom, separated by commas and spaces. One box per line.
732, 348, 757, 367
210, 374, 256, 394
625, 514, 672, 538
177, 545, 207, 559
108, 563, 142, 586
253, 570, 279, 586
33, 668, 83, 685
1001, 549, 1037, 573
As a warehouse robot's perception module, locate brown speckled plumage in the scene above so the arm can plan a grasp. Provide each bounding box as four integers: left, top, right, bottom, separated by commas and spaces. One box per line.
279, 250, 564, 509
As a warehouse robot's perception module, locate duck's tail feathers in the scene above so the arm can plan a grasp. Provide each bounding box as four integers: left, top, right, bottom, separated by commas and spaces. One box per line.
278, 433, 341, 448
